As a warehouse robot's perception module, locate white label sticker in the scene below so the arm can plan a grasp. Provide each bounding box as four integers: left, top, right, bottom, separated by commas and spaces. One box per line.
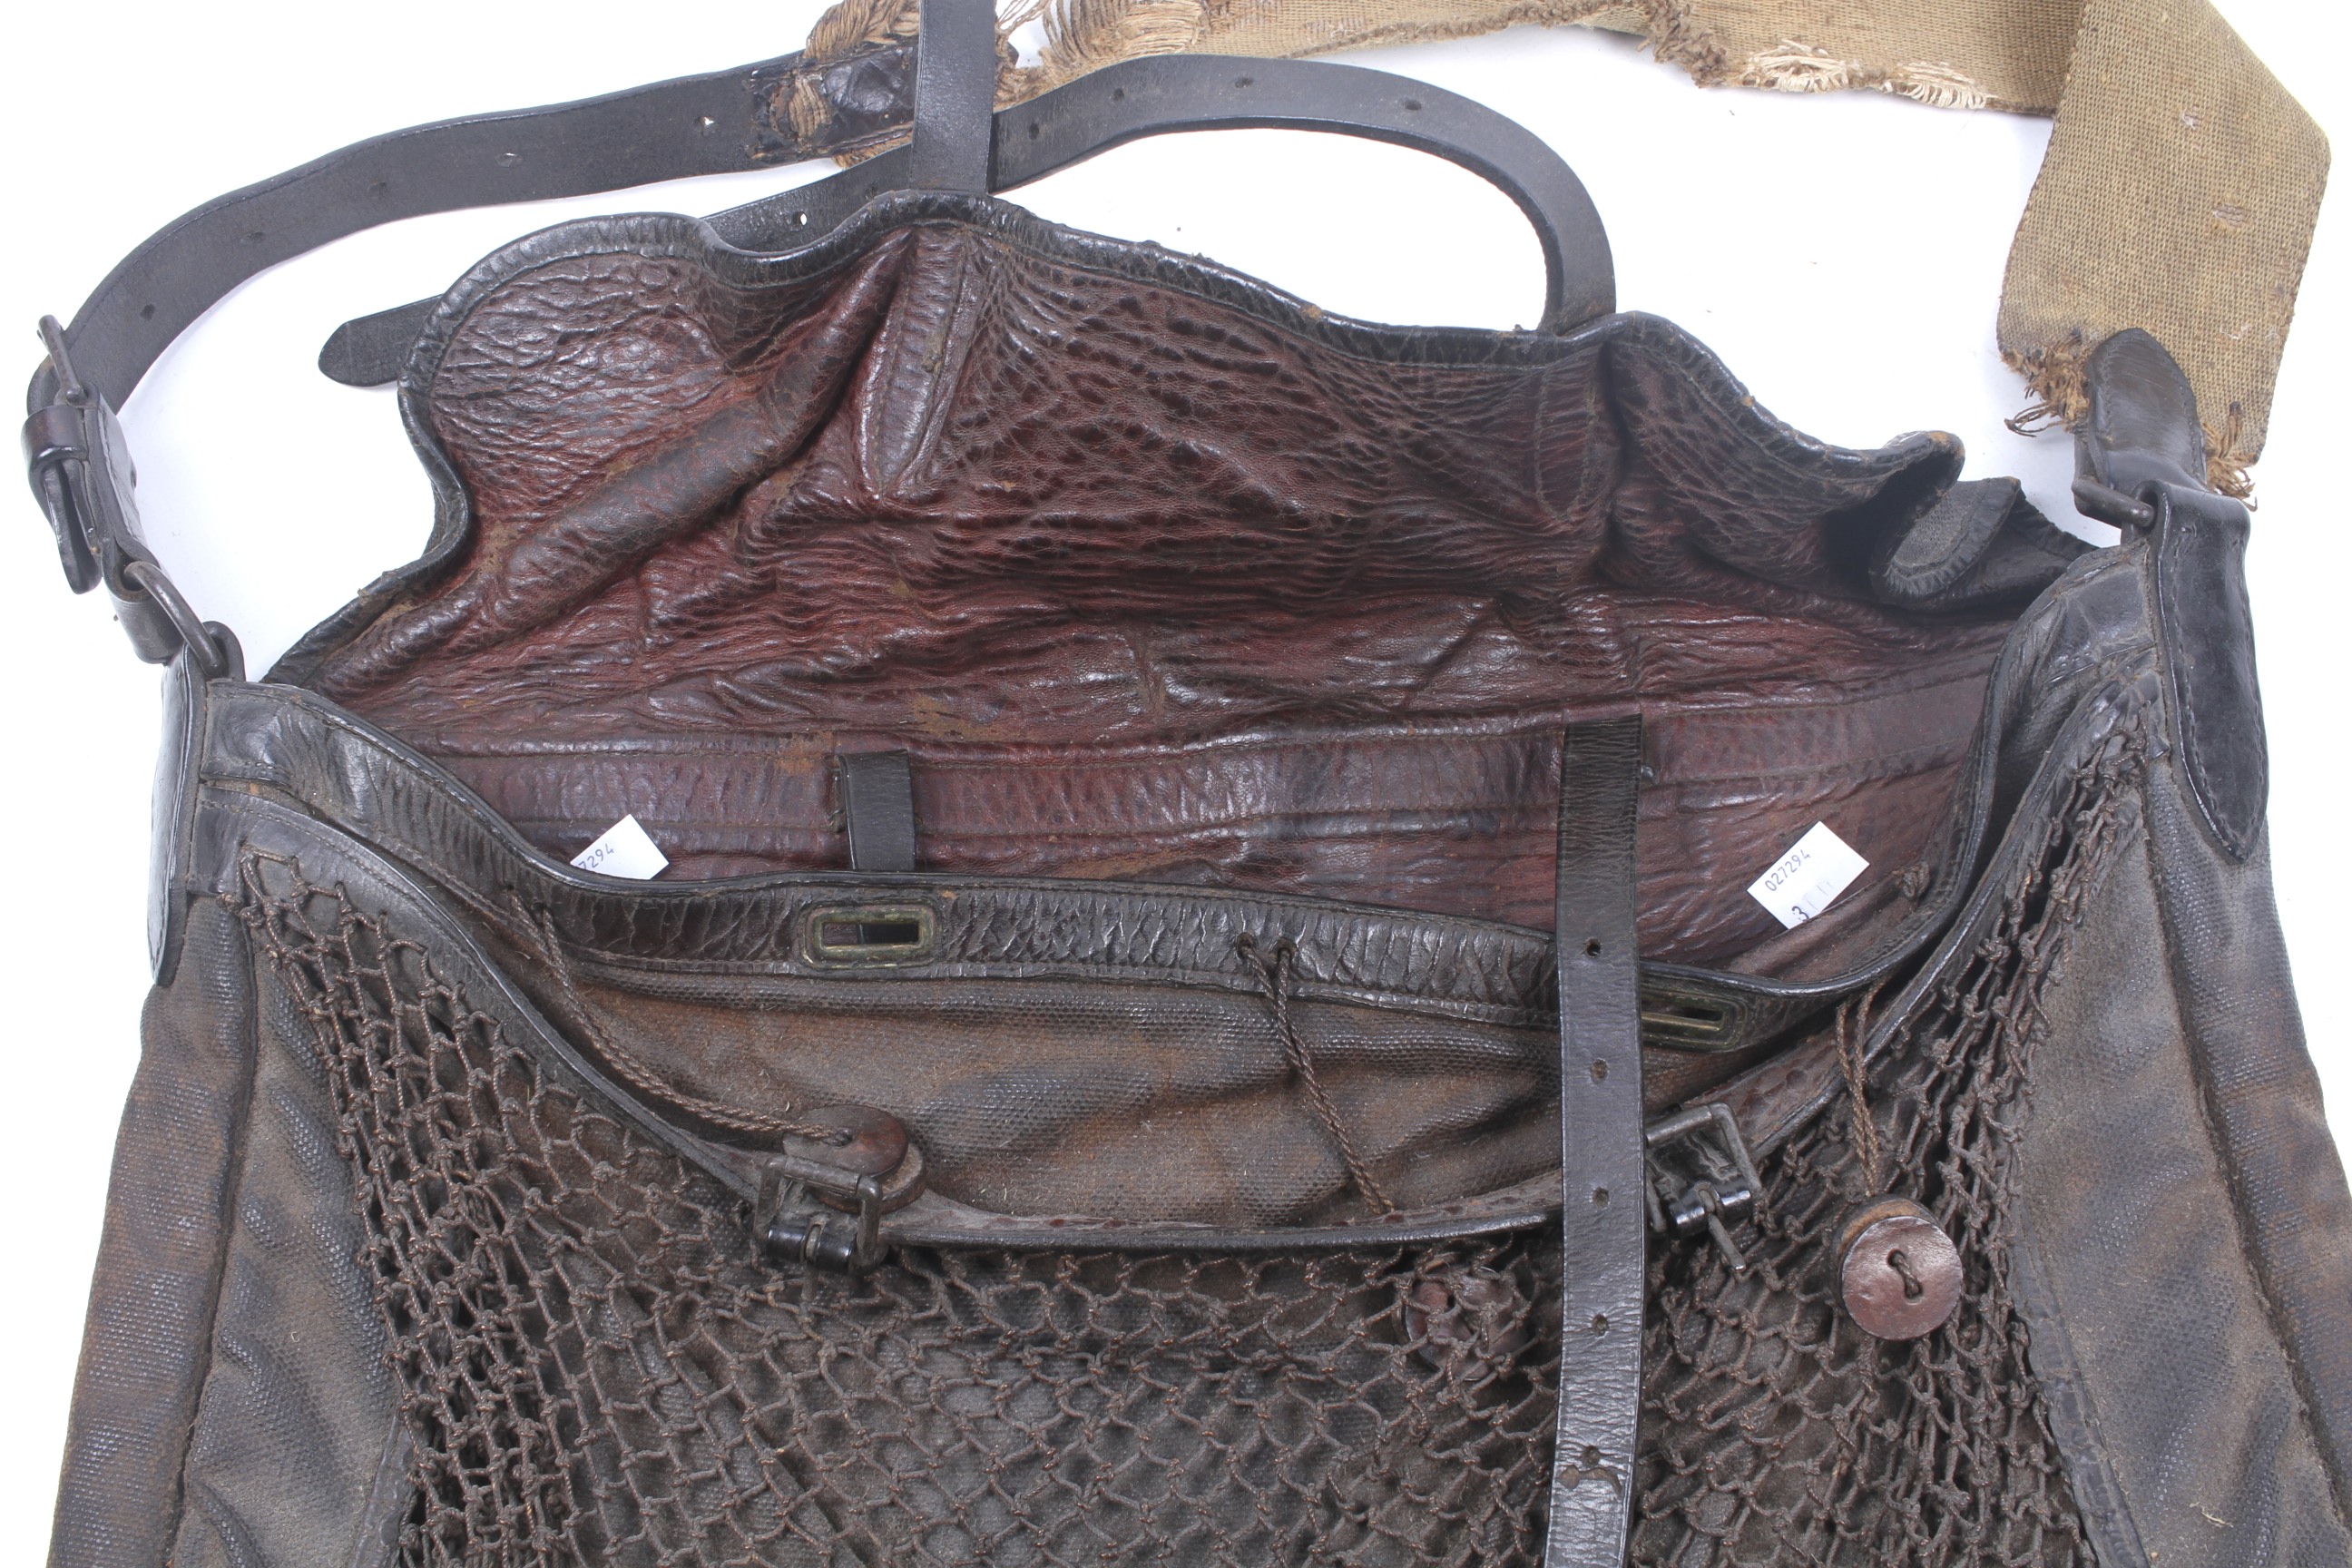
1747, 822, 1868, 929
570, 814, 670, 880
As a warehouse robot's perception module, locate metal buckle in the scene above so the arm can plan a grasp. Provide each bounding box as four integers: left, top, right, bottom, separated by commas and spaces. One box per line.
24, 318, 102, 593
755, 1106, 918, 1274
24, 313, 231, 673
760, 1160, 886, 1274
1642, 1102, 1765, 1273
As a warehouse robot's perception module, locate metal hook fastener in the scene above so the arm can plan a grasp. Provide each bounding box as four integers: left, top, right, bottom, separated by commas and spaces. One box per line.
121, 560, 230, 680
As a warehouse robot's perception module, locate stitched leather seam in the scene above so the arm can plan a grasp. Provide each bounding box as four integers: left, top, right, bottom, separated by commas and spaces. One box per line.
2156, 505, 2260, 860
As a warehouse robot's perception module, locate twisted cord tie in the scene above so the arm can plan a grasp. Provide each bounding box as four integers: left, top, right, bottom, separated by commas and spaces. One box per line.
1836, 979, 1890, 1192
511, 897, 849, 1147
1238, 933, 1396, 1215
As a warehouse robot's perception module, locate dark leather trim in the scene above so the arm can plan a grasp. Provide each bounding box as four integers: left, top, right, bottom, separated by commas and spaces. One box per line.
1872, 477, 2021, 602
1543, 718, 1646, 1567
149, 647, 208, 983
2073, 328, 2266, 862
2150, 484, 2267, 860
199, 681, 1986, 1056
877, 1173, 1559, 1250
1872, 476, 2089, 613
2077, 328, 2210, 499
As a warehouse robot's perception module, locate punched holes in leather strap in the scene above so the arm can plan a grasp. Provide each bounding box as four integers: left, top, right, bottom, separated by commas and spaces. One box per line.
1544, 717, 1645, 1568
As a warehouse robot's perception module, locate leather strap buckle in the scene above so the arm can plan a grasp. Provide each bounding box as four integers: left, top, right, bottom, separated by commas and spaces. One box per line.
1643, 1102, 1766, 1274
23, 318, 103, 593
757, 1105, 923, 1274
23, 314, 230, 674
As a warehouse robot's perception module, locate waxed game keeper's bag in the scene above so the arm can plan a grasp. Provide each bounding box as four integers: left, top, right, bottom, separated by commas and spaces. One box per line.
22, 3, 2352, 1564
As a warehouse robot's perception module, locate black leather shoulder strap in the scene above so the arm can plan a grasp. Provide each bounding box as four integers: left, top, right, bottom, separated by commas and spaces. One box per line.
16, 46, 860, 676
23, 23, 1612, 676
323, 51, 1617, 388
30, 54, 825, 416
1547, 716, 1647, 1565
2073, 328, 2265, 861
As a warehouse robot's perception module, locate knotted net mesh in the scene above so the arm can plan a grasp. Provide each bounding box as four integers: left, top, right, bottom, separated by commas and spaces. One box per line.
1632, 730, 2143, 1568
232, 854, 1559, 1566
228, 727, 2135, 1566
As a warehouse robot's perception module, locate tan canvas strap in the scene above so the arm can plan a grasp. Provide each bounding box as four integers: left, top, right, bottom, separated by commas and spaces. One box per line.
803, 0, 2325, 484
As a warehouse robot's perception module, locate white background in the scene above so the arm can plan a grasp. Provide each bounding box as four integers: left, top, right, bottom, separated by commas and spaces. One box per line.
0, 4, 2341, 1556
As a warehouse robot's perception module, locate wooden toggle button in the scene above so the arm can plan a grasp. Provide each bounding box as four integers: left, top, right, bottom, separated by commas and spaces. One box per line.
1837, 1196, 1962, 1341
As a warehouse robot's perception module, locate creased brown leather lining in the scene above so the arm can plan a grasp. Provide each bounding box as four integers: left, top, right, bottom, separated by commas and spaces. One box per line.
301, 198, 2034, 968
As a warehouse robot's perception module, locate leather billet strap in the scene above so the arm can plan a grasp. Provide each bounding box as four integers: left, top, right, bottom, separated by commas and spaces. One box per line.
838, 750, 920, 873
910, 0, 997, 194
1549, 716, 1647, 1566
27, 58, 822, 417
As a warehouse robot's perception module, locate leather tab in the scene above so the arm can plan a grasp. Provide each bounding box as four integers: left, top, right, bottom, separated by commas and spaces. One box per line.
910, 0, 995, 194
1872, 477, 2086, 612
318, 299, 435, 387
2078, 328, 2210, 500
2151, 484, 2266, 859
1543, 716, 1645, 1566
22, 400, 98, 591
2075, 328, 2266, 859
839, 750, 918, 872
